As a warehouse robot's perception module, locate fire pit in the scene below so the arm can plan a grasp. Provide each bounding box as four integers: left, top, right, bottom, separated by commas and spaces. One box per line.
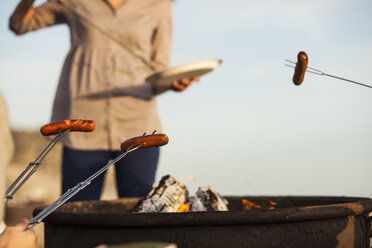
34, 196, 372, 248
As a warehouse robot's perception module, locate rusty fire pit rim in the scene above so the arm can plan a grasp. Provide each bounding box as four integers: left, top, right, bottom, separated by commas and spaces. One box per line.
34, 195, 372, 228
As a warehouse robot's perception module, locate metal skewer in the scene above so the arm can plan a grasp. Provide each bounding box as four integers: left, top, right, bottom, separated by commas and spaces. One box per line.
27, 131, 169, 228
28, 143, 142, 228
5, 130, 69, 206
285, 59, 372, 89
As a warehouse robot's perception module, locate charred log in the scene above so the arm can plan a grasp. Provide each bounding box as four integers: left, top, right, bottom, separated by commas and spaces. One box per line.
132, 175, 188, 213
191, 186, 228, 211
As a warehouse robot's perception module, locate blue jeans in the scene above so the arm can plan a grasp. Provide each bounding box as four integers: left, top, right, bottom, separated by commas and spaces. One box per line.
62, 146, 159, 202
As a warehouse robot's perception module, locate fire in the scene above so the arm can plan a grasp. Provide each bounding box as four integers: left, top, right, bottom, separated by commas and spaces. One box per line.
242, 199, 278, 211
269, 200, 277, 206
242, 199, 261, 210
176, 202, 191, 212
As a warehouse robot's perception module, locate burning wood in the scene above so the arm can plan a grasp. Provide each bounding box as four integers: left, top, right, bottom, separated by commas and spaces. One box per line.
133, 177, 281, 213
132, 176, 229, 213
132, 175, 188, 213
176, 203, 191, 213
190, 186, 228, 211
242, 199, 262, 210
242, 199, 277, 210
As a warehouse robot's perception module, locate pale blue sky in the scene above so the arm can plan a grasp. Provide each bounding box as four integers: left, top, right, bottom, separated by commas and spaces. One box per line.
1, 0, 371, 197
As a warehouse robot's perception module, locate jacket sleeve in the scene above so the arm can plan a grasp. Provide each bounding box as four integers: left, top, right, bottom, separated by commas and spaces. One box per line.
9, 0, 66, 35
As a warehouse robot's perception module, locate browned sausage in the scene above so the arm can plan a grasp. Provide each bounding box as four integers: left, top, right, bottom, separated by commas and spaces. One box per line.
293, 51, 308, 85
120, 134, 169, 151
40, 120, 95, 136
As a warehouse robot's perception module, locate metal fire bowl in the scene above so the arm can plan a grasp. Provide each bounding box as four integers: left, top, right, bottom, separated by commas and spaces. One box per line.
34, 196, 372, 248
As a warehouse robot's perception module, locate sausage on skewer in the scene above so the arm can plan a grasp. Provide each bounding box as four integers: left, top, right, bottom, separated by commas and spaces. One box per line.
293, 51, 308, 85
40, 120, 95, 136
120, 134, 169, 151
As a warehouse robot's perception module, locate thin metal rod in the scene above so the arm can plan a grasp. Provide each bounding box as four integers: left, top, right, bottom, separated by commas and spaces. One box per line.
306, 66, 322, 74
28, 144, 142, 227
33, 134, 61, 163
6, 134, 60, 195
5, 164, 40, 205
285, 59, 295, 64
5, 163, 34, 196
323, 73, 372, 89
284, 59, 372, 89
5, 131, 67, 205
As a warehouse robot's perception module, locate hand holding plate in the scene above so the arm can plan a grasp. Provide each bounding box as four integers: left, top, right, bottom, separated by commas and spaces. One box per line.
146, 59, 221, 94
171, 76, 200, 92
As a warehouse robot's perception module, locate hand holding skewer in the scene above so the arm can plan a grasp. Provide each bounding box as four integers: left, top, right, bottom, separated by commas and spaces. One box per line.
0, 219, 37, 248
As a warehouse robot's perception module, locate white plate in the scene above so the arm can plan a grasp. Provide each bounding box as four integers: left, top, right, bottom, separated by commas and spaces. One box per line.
146, 59, 222, 87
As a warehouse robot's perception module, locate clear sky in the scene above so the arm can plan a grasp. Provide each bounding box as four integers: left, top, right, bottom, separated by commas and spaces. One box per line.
1, 0, 372, 197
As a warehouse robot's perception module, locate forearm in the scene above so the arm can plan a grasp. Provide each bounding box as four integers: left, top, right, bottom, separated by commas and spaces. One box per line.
9, 0, 35, 35
152, 84, 171, 95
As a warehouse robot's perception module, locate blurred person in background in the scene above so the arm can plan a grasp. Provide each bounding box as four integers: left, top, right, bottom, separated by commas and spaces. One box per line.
0, 219, 37, 248
9, 0, 196, 201
0, 93, 14, 233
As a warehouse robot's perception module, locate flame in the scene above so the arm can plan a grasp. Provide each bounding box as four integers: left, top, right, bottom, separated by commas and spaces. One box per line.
269, 200, 277, 206
242, 199, 277, 210
242, 199, 262, 210
176, 203, 191, 212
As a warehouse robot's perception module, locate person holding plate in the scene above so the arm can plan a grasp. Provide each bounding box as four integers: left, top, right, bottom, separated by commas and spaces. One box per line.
9, 0, 198, 201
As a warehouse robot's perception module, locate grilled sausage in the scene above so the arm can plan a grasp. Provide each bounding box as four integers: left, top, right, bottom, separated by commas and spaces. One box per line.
293, 51, 308, 85
121, 134, 169, 151
40, 120, 95, 136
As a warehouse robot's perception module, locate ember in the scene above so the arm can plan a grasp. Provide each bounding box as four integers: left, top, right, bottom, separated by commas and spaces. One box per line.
242, 199, 277, 210
176, 203, 191, 213
242, 199, 261, 210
